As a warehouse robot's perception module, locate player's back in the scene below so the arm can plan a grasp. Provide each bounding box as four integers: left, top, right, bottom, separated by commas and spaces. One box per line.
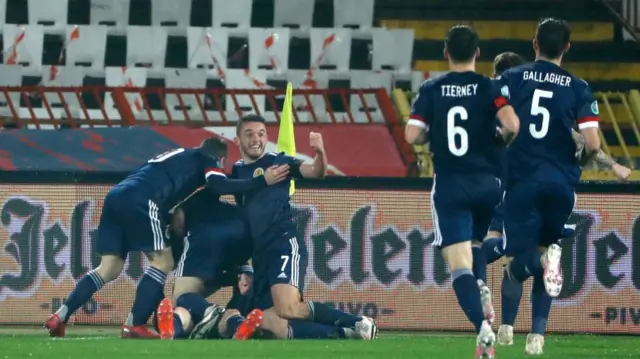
118, 148, 216, 211
500, 60, 591, 185
425, 72, 504, 177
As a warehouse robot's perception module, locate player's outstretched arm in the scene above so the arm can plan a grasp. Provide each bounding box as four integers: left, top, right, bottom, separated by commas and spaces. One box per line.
205, 166, 289, 195
572, 129, 632, 180
299, 132, 328, 179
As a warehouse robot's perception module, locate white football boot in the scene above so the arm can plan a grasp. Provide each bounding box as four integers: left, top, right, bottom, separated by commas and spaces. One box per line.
478, 279, 496, 325
542, 244, 563, 297
355, 316, 378, 340
475, 320, 496, 359
497, 324, 514, 346
524, 333, 545, 355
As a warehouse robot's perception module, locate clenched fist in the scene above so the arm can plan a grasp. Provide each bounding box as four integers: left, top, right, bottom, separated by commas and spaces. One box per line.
309, 132, 324, 153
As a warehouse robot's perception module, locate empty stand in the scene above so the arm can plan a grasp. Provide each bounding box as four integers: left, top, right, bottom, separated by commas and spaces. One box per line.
126, 26, 168, 68
3, 25, 43, 67
186, 27, 229, 71
90, 0, 131, 30
65, 25, 107, 70
333, 0, 374, 29
371, 28, 414, 73
151, 0, 191, 31
248, 28, 290, 72
28, 0, 68, 29
309, 28, 352, 72
212, 0, 252, 29
273, 0, 315, 29
164, 68, 208, 121
0, 64, 22, 117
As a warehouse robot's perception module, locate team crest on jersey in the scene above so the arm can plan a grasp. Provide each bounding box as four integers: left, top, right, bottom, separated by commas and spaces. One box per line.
591, 100, 599, 115
253, 167, 264, 177
500, 85, 510, 98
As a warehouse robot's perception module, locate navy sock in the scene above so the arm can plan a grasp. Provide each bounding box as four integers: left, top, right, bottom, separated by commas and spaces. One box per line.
501, 265, 523, 326
225, 315, 244, 337
451, 268, 484, 333
481, 237, 505, 265
59, 270, 105, 323
173, 314, 185, 339
176, 293, 210, 324
131, 267, 167, 326
472, 245, 488, 283
531, 274, 552, 335
509, 250, 542, 282
307, 301, 362, 328
288, 320, 346, 339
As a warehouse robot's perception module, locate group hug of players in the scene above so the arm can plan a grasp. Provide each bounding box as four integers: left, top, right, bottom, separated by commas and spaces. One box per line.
44, 115, 377, 342
405, 18, 631, 358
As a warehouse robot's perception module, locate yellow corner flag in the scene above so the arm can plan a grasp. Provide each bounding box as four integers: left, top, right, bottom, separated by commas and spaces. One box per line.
277, 83, 296, 195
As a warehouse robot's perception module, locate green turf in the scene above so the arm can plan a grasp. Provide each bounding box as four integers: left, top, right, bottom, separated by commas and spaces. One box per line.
0, 328, 637, 359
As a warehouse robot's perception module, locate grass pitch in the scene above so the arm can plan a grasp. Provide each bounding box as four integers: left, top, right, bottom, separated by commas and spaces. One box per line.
0, 327, 637, 359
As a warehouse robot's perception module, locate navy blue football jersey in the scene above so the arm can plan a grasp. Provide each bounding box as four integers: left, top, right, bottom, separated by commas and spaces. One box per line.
119, 148, 221, 212
409, 72, 509, 176
498, 60, 600, 185
231, 152, 303, 255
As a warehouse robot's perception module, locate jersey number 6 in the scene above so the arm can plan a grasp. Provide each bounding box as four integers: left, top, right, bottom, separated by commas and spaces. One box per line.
447, 106, 469, 157
530, 89, 553, 139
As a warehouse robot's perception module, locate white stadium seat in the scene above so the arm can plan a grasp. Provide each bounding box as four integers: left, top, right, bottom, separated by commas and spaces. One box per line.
126, 26, 168, 68
248, 28, 290, 72
212, 0, 252, 29
151, 0, 192, 33
43, 66, 86, 121
349, 70, 392, 123
225, 69, 267, 121
3, 25, 44, 68
309, 28, 352, 72
187, 27, 229, 70
0, 65, 22, 117
90, 0, 131, 31
65, 25, 107, 71
105, 66, 147, 120
371, 28, 415, 73
164, 68, 208, 121
333, 0, 374, 30
273, 0, 314, 29
28, 0, 68, 29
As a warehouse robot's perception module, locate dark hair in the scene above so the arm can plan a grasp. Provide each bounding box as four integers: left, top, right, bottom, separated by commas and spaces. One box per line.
494, 52, 525, 76
536, 18, 571, 59
236, 114, 266, 135
199, 137, 227, 158
444, 25, 479, 63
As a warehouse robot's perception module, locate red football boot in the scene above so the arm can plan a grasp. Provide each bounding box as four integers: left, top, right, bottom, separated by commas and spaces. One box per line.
44, 313, 66, 338
156, 298, 175, 340
232, 309, 263, 340
121, 325, 160, 339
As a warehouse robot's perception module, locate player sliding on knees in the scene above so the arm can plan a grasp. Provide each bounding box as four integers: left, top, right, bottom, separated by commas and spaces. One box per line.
405, 25, 519, 359
45, 138, 288, 338
473, 50, 631, 355
493, 18, 602, 355
227, 114, 377, 341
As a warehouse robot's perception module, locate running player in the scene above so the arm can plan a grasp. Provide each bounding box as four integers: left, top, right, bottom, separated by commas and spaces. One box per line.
45, 138, 288, 338
485, 52, 632, 351
497, 18, 602, 355
229, 114, 377, 341
405, 25, 520, 359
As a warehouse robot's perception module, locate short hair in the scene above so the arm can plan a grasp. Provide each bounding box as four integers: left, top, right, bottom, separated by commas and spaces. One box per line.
536, 18, 571, 59
236, 114, 266, 135
444, 25, 479, 63
199, 137, 227, 158
494, 52, 525, 76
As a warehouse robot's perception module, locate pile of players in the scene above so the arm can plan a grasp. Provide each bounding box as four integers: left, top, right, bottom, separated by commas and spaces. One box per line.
45, 115, 378, 342
405, 18, 631, 358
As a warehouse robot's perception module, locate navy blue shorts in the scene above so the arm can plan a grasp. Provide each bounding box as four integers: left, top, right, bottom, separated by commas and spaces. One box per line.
96, 185, 168, 259
431, 174, 502, 248
488, 196, 505, 234
503, 180, 576, 257
251, 237, 308, 311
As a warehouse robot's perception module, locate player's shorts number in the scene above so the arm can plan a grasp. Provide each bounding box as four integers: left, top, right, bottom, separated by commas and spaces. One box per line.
447, 106, 469, 156
148, 148, 185, 163
280, 255, 289, 272
530, 89, 553, 139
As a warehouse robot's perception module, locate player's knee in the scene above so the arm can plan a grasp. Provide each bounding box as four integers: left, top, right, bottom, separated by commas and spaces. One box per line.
173, 277, 205, 302
273, 300, 306, 320
95, 255, 125, 282
174, 307, 193, 332
146, 248, 174, 274
441, 242, 473, 271
260, 308, 289, 339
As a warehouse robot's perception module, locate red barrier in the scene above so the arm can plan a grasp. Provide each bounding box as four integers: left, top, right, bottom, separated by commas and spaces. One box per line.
0, 86, 398, 129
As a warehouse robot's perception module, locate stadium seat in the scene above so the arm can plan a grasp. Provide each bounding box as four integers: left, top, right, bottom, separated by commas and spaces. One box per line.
333, 0, 374, 30
105, 66, 147, 120
126, 26, 168, 68
371, 28, 414, 73
350, 70, 392, 123
65, 26, 107, 70
90, 0, 130, 31
151, 0, 191, 35
248, 28, 290, 72
225, 69, 267, 121
186, 27, 229, 71
273, 0, 315, 30
3, 25, 43, 68
28, 0, 68, 29
309, 28, 352, 72
43, 66, 86, 120
212, 0, 252, 29
164, 68, 208, 121
0, 65, 22, 116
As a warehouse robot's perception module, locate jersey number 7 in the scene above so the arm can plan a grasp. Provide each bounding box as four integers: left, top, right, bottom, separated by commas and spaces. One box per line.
530, 89, 553, 139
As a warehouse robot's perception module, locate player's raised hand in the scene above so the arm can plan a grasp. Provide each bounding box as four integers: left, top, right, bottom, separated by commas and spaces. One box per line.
309, 132, 324, 153
613, 163, 632, 181
264, 165, 290, 185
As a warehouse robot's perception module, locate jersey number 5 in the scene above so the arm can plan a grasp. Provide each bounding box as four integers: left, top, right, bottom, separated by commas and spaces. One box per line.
148, 148, 185, 163
447, 106, 469, 156
530, 89, 553, 139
